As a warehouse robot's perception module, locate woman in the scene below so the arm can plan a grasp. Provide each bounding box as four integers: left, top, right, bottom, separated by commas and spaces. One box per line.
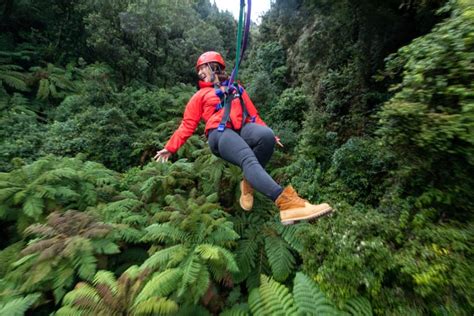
154, 51, 332, 225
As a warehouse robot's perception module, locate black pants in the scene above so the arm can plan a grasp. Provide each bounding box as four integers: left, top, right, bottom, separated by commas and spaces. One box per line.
208, 123, 283, 201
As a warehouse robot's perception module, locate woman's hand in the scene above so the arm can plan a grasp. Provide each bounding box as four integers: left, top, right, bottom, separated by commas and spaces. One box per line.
275, 136, 284, 148
154, 148, 172, 163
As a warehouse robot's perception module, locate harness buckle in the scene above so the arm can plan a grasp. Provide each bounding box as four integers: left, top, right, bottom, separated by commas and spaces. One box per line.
217, 123, 226, 132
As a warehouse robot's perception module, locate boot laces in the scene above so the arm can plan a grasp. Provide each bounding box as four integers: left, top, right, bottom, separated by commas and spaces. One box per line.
283, 192, 308, 206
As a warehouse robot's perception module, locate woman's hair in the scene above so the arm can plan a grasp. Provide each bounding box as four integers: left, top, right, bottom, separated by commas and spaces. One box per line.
208, 62, 229, 82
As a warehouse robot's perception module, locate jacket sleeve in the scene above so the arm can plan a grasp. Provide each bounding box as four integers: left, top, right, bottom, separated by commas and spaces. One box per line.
164, 92, 203, 154
241, 88, 267, 127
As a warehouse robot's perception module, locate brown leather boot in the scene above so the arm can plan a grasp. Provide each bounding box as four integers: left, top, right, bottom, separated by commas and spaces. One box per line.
275, 185, 333, 225
239, 178, 254, 211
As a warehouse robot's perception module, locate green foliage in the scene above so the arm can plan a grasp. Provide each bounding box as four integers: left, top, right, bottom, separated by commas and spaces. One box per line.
57, 265, 178, 316
0, 0, 472, 314
0, 156, 118, 232
266, 87, 308, 150
0, 293, 40, 316
293, 272, 340, 315
300, 202, 398, 306
0, 94, 45, 172
6, 210, 119, 303
247, 273, 366, 316
141, 191, 239, 304
395, 223, 474, 313
231, 204, 307, 287
29, 63, 78, 100
327, 137, 395, 205
0, 62, 29, 92
376, 0, 474, 220
249, 275, 297, 316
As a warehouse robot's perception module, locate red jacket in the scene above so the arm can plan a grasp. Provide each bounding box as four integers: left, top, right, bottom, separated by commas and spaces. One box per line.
165, 81, 267, 153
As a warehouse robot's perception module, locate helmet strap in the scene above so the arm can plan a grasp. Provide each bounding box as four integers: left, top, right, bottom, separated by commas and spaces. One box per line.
208, 63, 216, 82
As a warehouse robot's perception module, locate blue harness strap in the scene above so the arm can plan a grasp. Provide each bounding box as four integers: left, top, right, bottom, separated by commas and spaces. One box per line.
215, 83, 253, 131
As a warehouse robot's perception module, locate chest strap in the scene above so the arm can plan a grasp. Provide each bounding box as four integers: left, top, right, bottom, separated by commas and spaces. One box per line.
215, 84, 253, 132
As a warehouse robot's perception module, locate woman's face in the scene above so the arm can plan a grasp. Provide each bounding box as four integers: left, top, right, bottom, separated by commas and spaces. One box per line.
197, 64, 214, 82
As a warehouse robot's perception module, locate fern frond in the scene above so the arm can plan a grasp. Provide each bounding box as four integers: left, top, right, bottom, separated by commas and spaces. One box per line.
103, 198, 143, 218
175, 304, 212, 316
0, 293, 40, 316
0, 64, 29, 91
293, 272, 339, 315
62, 283, 100, 306
134, 268, 182, 305
142, 244, 188, 270
75, 251, 97, 280
195, 243, 221, 260
343, 296, 373, 316
36, 78, 49, 99
192, 266, 210, 303
264, 236, 295, 282
178, 254, 203, 296
92, 270, 118, 295
23, 196, 44, 220
52, 266, 75, 302
258, 275, 297, 316
248, 288, 268, 316
110, 222, 142, 241
143, 223, 189, 244
91, 239, 120, 255
0, 187, 21, 201
55, 305, 84, 316
280, 223, 309, 253
132, 297, 178, 315
234, 239, 258, 282
220, 303, 250, 316
120, 265, 142, 284
0, 242, 24, 277
205, 221, 240, 245
215, 247, 239, 273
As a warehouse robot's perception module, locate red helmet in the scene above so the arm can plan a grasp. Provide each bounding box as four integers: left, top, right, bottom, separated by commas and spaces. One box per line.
195, 51, 225, 70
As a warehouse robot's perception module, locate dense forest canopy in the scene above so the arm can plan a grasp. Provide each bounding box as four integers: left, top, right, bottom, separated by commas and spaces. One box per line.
0, 0, 472, 315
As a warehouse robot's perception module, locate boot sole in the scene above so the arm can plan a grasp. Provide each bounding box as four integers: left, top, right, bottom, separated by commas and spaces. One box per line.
281, 206, 333, 225
239, 181, 253, 211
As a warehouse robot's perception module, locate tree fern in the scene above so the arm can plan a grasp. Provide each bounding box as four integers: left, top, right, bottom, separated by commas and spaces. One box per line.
59, 266, 181, 315
95, 194, 147, 243
245, 273, 370, 316
0, 156, 118, 227
293, 272, 340, 315
8, 210, 119, 302
233, 239, 258, 283
29, 63, 78, 100
248, 287, 269, 316
0, 242, 24, 277
0, 63, 29, 92
142, 244, 189, 270
231, 210, 300, 288
93, 270, 118, 294
259, 275, 298, 315
138, 192, 239, 305
138, 161, 196, 203
131, 297, 178, 315
342, 296, 373, 316
178, 253, 204, 297
133, 268, 182, 305
0, 293, 40, 316
143, 223, 189, 244
196, 244, 240, 274
264, 236, 296, 282
220, 303, 250, 316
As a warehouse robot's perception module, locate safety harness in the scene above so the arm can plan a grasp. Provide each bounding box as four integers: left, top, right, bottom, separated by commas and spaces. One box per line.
215, 0, 252, 132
